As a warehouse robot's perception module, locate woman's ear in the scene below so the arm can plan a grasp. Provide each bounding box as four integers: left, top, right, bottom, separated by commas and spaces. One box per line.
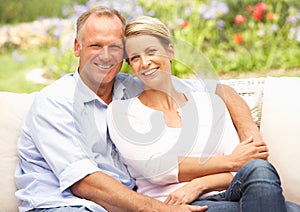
168, 44, 175, 60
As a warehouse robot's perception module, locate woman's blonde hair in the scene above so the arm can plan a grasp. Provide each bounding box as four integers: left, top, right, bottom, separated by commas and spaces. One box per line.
125, 16, 171, 46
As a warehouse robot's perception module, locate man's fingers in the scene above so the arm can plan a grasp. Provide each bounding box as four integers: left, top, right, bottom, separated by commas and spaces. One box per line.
258, 145, 268, 153
259, 151, 269, 160
187, 204, 208, 211
241, 136, 253, 144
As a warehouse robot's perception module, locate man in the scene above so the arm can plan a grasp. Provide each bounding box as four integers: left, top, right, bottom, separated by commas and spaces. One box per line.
15, 6, 267, 212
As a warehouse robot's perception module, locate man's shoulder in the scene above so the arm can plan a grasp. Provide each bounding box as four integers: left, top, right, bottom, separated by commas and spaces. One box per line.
35, 73, 77, 103
116, 73, 140, 84
172, 76, 219, 93
116, 73, 143, 98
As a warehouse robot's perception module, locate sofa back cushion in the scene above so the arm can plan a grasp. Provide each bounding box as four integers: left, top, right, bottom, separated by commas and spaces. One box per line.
0, 92, 36, 212
260, 77, 300, 204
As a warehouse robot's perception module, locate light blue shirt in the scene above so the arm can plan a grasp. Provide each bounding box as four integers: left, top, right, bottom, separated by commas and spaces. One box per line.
15, 71, 217, 211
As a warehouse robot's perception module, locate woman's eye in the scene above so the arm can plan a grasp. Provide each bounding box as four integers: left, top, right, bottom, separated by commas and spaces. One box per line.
129, 55, 138, 62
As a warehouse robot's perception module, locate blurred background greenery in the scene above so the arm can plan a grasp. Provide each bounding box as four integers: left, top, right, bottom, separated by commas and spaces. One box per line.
1, 0, 300, 93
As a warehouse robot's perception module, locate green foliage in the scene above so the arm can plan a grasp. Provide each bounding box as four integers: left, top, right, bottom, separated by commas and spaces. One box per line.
0, 48, 49, 92
139, 0, 300, 74
0, 0, 84, 25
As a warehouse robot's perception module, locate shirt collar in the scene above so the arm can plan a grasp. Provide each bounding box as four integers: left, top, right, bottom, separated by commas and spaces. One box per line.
74, 70, 129, 105
73, 70, 97, 104
113, 75, 127, 101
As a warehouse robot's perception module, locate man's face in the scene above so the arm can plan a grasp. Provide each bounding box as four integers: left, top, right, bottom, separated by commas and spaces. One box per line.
74, 14, 124, 92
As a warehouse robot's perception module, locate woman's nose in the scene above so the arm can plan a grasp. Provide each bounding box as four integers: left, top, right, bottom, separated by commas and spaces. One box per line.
141, 55, 150, 67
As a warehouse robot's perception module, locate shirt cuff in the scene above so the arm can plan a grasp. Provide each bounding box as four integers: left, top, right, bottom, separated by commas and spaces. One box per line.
59, 158, 100, 192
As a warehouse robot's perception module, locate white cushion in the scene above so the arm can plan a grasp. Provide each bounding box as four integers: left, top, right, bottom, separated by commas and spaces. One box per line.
260, 77, 300, 204
221, 78, 265, 127
0, 92, 36, 212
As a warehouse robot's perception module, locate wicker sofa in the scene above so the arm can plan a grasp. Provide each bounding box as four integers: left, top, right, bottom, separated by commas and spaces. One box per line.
1, 76, 300, 211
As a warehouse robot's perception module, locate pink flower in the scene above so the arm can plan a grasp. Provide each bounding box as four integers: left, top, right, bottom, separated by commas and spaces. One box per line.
235, 14, 245, 25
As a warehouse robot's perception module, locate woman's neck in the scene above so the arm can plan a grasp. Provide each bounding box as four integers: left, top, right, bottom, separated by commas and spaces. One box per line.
138, 87, 187, 128
139, 89, 186, 111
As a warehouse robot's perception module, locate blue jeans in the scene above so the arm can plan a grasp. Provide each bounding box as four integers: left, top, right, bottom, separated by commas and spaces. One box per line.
191, 159, 300, 212
29, 206, 91, 212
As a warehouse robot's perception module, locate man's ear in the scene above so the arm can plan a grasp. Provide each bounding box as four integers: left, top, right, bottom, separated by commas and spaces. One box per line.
168, 44, 175, 61
74, 39, 80, 57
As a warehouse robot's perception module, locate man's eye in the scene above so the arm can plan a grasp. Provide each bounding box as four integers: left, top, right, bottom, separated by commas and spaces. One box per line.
147, 49, 157, 54
90, 44, 101, 48
110, 45, 123, 50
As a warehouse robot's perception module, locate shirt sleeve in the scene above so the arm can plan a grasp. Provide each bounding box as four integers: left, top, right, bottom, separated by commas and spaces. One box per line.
28, 94, 100, 191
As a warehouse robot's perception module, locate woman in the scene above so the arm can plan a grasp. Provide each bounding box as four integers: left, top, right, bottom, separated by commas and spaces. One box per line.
107, 16, 299, 211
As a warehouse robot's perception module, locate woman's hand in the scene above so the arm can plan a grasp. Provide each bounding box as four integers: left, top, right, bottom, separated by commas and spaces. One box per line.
164, 179, 203, 205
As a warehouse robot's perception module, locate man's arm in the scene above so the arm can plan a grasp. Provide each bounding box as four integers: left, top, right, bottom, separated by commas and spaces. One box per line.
215, 84, 264, 143
70, 171, 208, 212
165, 173, 233, 205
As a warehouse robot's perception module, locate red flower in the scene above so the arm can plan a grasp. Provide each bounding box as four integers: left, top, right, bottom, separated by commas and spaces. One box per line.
181, 20, 189, 28
235, 14, 245, 25
234, 34, 243, 44
255, 2, 268, 13
253, 9, 263, 21
246, 5, 253, 13
266, 12, 274, 21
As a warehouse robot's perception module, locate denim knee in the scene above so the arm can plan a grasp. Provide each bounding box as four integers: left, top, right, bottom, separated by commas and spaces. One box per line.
243, 159, 281, 184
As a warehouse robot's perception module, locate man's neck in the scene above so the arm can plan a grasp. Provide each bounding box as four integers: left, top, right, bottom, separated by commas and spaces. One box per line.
96, 83, 114, 105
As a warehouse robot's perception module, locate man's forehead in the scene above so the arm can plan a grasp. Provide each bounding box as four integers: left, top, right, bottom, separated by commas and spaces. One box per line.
81, 15, 124, 44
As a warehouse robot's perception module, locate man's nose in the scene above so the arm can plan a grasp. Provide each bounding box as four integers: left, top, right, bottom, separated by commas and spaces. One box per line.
99, 46, 110, 59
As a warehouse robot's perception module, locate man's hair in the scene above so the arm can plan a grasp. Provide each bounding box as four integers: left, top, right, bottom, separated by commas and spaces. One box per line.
76, 6, 126, 45
125, 16, 171, 47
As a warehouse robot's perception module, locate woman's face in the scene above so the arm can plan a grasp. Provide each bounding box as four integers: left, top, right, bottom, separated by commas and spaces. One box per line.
125, 35, 174, 87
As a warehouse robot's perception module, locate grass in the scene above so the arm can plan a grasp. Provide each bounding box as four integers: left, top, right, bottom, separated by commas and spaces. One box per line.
0, 48, 49, 93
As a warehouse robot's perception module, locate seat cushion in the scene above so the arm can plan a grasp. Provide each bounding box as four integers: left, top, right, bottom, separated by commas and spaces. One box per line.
260, 77, 300, 204
0, 92, 36, 212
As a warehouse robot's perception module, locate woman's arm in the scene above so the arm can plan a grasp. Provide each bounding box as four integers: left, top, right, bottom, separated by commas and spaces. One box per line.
215, 84, 264, 143
178, 137, 269, 182
165, 172, 233, 205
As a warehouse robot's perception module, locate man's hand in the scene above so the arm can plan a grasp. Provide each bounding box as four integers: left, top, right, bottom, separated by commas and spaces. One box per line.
229, 136, 269, 171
